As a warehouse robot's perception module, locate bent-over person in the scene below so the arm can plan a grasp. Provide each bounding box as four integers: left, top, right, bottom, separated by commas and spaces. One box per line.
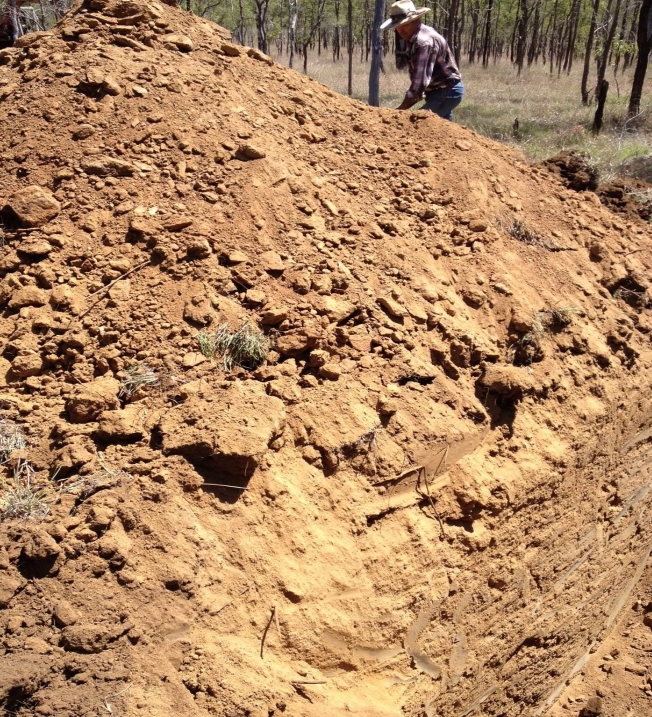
381, 0, 464, 121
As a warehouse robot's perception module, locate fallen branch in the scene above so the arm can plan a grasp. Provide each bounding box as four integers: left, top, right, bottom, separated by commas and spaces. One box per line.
260, 605, 276, 659
77, 260, 151, 320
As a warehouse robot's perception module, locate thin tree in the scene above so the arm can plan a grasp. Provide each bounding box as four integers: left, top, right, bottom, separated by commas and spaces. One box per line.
301, 0, 327, 72
368, 0, 384, 105
347, 0, 353, 95
253, 0, 270, 54
581, 0, 600, 103
628, 0, 652, 117
594, 0, 622, 98
288, 0, 298, 67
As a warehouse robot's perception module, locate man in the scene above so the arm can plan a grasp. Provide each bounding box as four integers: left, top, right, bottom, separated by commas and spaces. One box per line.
381, 0, 464, 121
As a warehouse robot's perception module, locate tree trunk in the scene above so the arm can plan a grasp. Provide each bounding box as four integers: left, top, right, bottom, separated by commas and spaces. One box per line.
288, 0, 298, 68
446, 0, 460, 50
347, 0, 353, 95
369, 0, 384, 106
594, 0, 622, 98
481, 0, 494, 67
592, 79, 609, 133
628, 0, 652, 117
581, 0, 600, 103
254, 0, 270, 55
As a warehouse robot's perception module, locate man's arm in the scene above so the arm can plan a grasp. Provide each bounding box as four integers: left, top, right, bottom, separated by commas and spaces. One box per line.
397, 95, 419, 110
398, 40, 429, 109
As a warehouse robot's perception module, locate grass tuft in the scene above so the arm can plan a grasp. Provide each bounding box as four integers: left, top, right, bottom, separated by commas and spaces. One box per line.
502, 218, 548, 248
0, 420, 26, 464
0, 460, 52, 523
197, 322, 270, 370
119, 362, 159, 399
521, 307, 579, 347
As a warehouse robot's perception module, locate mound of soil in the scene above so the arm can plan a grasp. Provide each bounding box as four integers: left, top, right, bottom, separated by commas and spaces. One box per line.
1, 4, 652, 717
542, 150, 652, 221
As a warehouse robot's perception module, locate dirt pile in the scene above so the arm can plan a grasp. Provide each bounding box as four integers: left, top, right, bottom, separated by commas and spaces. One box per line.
1, 4, 652, 717
542, 150, 652, 222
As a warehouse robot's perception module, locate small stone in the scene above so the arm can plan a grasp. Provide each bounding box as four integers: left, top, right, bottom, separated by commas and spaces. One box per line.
455, 140, 472, 151
96, 405, 145, 441
86, 506, 115, 533
8, 286, 49, 308
260, 307, 289, 326
318, 362, 341, 380
183, 352, 207, 368
511, 308, 533, 333
221, 42, 242, 56
5, 185, 60, 227
377, 394, 398, 415
102, 75, 121, 96
246, 47, 274, 65
163, 216, 193, 231
590, 241, 606, 259
17, 239, 53, 256
227, 250, 249, 264
377, 295, 406, 318
80, 156, 135, 177
186, 237, 211, 258
66, 376, 120, 423
238, 143, 266, 160
10, 353, 44, 378
246, 289, 266, 305
23, 637, 51, 654
72, 124, 95, 140
260, 250, 284, 273
461, 287, 486, 308
162, 33, 193, 52
53, 600, 79, 627
22, 530, 61, 562
468, 218, 488, 232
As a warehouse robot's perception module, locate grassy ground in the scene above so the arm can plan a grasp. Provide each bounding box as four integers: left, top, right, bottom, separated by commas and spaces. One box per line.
276, 51, 652, 180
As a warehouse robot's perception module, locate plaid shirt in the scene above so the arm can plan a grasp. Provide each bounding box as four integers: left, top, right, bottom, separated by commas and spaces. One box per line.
406, 24, 461, 99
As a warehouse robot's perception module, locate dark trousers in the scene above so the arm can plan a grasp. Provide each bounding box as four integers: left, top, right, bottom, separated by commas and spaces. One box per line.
423, 81, 464, 121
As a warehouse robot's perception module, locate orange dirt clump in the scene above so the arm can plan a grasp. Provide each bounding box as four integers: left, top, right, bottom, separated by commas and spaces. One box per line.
1, 3, 652, 717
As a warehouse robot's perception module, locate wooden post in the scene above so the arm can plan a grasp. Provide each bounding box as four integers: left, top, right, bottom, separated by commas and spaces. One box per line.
592, 79, 609, 134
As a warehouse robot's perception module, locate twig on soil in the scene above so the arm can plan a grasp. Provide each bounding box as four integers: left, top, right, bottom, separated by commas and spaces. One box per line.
290, 681, 327, 685
416, 446, 448, 539
101, 682, 132, 713
76, 260, 151, 321
201, 483, 249, 490
213, 584, 251, 616
260, 605, 276, 659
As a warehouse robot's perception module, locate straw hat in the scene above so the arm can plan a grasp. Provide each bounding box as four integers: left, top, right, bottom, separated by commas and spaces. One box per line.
380, 0, 430, 31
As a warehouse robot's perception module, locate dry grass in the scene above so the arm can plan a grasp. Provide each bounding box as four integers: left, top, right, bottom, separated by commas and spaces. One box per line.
0, 460, 53, 523
119, 362, 159, 399
0, 420, 27, 464
197, 322, 270, 370
274, 51, 652, 179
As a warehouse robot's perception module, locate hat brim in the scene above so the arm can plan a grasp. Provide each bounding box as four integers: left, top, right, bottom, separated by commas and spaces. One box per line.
381, 8, 429, 30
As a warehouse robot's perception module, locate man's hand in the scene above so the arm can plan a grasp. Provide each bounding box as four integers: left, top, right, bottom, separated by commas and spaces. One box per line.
397, 96, 419, 110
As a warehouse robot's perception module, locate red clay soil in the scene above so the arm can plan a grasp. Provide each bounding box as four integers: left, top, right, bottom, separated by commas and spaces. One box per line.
1, 4, 652, 717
